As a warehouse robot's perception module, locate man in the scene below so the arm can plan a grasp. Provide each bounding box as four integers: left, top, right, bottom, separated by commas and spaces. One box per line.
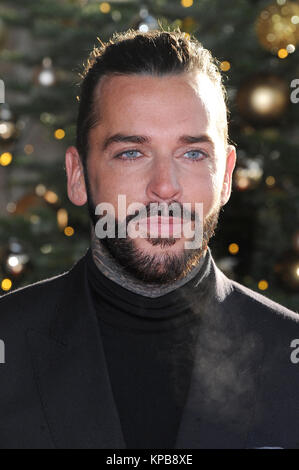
0, 29, 299, 450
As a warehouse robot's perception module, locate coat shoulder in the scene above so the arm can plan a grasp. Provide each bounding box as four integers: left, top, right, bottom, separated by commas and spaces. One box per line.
0, 251, 88, 333
0, 270, 70, 329
229, 278, 299, 325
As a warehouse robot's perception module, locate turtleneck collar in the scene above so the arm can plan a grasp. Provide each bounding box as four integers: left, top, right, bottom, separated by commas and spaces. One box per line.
86, 245, 214, 332
90, 228, 209, 299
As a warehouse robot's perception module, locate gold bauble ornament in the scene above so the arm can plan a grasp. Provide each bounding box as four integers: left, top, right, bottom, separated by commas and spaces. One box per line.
256, 1, 299, 53
237, 74, 289, 124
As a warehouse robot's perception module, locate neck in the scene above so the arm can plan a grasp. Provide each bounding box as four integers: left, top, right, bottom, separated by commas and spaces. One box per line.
90, 228, 207, 298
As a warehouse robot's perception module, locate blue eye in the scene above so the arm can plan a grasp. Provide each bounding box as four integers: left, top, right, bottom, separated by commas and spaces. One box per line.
114, 149, 208, 162
115, 150, 142, 161
185, 150, 207, 161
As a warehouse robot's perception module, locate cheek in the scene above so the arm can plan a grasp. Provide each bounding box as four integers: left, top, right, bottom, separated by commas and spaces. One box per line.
90, 170, 141, 214
190, 168, 219, 199
185, 170, 220, 214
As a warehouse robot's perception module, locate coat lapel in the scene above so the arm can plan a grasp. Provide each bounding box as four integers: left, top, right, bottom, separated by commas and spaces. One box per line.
27, 252, 126, 449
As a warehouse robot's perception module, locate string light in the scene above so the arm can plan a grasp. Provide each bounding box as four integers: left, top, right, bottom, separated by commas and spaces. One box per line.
57, 208, 68, 229
266, 176, 276, 187
181, 0, 193, 7
1, 278, 12, 292
135, 8, 159, 32
24, 144, 34, 155
287, 44, 296, 53
99, 2, 111, 14
37, 57, 56, 87
220, 61, 231, 72
258, 280, 269, 291
35, 184, 47, 197
30, 215, 40, 225
7, 256, 18, 268
40, 112, 56, 125
6, 202, 16, 213
228, 243, 240, 255
278, 48, 288, 58
112, 10, 122, 22
41, 244, 53, 254
0, 152, 13, 166
64, 226, 75, 237
0, 122, 16, 141
7, 255, 25, 274
44, 190, 59, 204
54, 129, 65, 140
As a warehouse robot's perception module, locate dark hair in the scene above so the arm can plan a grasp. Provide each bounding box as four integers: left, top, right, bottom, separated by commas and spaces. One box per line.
76, 28, 228, 169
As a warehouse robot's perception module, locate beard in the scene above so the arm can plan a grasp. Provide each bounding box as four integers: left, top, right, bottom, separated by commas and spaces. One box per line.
84, 170, 221, 285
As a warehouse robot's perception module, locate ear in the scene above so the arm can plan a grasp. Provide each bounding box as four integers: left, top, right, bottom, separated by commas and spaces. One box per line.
220, 144, 237, 207
65, 146, 88, 206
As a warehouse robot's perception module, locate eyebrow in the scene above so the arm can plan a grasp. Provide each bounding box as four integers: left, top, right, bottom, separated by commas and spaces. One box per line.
101, 133, 215, 152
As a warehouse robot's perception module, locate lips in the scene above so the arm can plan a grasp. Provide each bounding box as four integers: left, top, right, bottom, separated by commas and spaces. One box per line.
137, 216, 186, 237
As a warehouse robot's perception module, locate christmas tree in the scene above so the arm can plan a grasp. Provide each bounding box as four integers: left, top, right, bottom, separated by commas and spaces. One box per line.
0, 0, 298, 310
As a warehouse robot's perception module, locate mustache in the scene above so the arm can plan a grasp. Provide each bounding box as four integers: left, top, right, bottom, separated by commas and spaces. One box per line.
125, 202, 199, 225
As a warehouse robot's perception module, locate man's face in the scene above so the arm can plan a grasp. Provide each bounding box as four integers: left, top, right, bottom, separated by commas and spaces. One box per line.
66, 71, 236, 284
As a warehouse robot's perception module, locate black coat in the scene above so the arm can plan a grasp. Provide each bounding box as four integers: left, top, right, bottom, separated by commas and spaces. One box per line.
0, 248, 299, 449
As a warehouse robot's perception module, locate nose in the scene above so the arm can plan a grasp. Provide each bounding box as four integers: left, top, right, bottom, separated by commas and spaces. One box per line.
145, 158, 182, 204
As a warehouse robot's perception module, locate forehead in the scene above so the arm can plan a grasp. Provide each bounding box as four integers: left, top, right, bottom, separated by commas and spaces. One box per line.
93, 72, 223, 139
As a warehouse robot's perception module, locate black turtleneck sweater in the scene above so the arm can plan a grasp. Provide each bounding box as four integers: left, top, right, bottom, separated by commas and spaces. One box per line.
86, 248, 212, 449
